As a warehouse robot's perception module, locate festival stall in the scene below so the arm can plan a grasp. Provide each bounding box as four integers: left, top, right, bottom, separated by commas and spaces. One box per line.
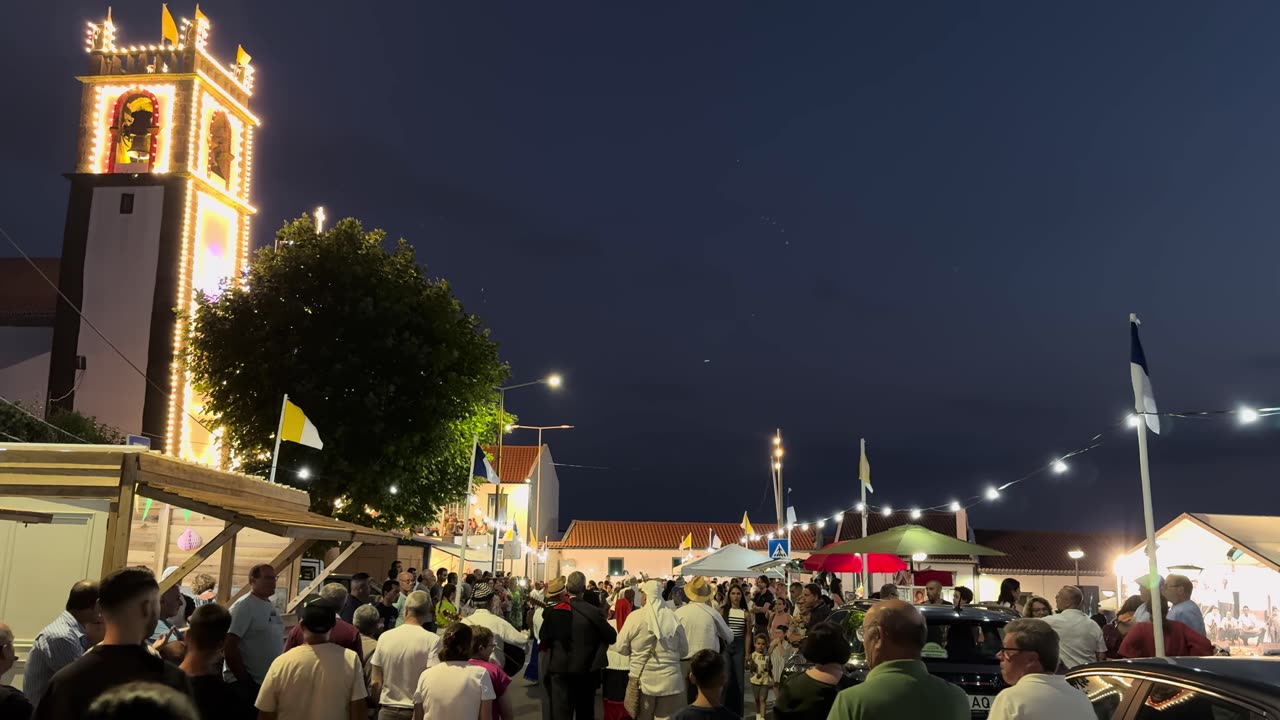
675, 544, 785, 578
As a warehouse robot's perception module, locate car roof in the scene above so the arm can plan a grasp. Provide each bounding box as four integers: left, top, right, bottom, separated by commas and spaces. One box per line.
835, 601, 1018, 623
1071, 657, 1280, 694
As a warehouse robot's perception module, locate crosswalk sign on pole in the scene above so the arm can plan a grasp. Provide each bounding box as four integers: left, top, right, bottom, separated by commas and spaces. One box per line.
768, 538, 790, 560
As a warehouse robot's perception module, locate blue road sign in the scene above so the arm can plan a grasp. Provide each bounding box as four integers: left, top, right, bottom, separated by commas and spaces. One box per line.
768, 537, 790, 560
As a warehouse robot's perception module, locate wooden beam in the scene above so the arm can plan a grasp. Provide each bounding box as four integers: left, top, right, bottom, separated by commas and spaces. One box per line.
160, 522, 243, 593
226, 538, 314, 606
286, 541, 362, 613
135, 483, 285, 538
0, 508, 54, 524
153, 503, 172, 574
102, 458, 138, 575
282, 525, 351, 542
216, 528, 238, 604
0, 485, 117, 498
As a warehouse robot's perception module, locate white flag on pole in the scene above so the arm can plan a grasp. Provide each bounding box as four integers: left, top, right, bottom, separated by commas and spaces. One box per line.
1130, 314, 1160, 434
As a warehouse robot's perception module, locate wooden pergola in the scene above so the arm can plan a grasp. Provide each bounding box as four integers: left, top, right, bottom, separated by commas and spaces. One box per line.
0, 444, 399, 612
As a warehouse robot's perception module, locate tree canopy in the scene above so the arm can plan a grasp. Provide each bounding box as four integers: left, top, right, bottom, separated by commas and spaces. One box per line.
0, 400, 124, 445
187, 216, 507, 528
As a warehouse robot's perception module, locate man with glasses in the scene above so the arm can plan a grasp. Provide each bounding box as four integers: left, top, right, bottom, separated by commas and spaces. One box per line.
1163, 574, 1206, 638
828, 599, 967, 719
989, 618, 1094, 720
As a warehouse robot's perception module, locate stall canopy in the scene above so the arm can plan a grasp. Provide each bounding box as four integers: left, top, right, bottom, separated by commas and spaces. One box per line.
813, 524, 1005, 558
676, 544, 783, 578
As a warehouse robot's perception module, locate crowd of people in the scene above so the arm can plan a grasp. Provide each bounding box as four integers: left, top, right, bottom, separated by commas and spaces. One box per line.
0, 560, 1234, 720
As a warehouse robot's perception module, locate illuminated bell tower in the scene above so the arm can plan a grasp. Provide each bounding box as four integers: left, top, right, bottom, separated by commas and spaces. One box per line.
49, 7, 258, 463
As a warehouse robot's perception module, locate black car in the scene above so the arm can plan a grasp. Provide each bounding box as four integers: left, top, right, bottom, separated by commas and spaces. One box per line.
781, 602, 1018, 718
1065, 657, 1280, 719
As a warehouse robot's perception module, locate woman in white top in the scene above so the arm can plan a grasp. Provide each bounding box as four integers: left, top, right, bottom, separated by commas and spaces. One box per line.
414, 622, 495, 720
719, 583, 752, 718
616, 580, 689, 720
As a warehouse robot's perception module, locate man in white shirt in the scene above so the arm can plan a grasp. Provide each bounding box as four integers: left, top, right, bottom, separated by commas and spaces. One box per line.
1041, 586, 1105, 669
989, 618, 1094, 720
225, 563, 285, 700
1163, 574, 1206, 638
674, 576, 732, 703
256, 603, 367, 720
369, 591, 441, 720
461, 582, 527, 670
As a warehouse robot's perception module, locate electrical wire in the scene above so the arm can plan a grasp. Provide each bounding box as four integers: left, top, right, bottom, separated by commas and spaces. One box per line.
0, 394, 92, 444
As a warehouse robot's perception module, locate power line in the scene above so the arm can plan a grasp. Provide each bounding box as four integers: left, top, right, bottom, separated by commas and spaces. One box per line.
0, 224, 218, 439
0, 394, 91, 444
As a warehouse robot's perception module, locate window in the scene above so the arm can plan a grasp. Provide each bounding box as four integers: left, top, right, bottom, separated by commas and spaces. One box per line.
1067, 673, 1133, 720
607, 558, 624, 576
119, 193, 134, 214
672, 557, 682, 568
1132, 680, 1263, 720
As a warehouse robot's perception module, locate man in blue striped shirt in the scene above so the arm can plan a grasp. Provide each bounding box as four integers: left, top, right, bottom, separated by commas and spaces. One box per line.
24, 580, 101, 708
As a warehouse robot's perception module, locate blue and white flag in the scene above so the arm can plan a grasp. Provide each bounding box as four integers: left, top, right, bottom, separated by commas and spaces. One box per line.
1130, 314, 1160, 434
473, 442, 498, 483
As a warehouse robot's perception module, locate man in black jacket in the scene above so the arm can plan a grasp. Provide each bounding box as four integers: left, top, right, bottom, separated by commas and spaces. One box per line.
540, 572, 618, 720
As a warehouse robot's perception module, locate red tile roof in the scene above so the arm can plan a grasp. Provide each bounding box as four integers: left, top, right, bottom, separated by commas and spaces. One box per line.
974, 529, 1139, 575
835, 510, 961, 542
0, 258, 59, 327
482, 445, 541, 484
557, 520, 820, 552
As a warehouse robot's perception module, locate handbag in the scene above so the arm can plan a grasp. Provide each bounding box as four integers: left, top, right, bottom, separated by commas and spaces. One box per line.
623, 645, 655, 718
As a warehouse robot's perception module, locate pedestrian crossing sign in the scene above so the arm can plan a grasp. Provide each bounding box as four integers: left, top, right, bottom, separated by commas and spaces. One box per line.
768, 538, 790, 560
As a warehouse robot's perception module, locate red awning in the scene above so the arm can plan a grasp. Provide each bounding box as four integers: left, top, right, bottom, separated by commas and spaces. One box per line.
803, 553, 908, 573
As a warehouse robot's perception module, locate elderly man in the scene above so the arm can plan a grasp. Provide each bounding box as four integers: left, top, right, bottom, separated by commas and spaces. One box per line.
1163, 574, 1206, 638
256, 603, 367, 720
369, 591, 440, 720
393, 571, 415, 628
23, 580, 100, 707
339, 573, 372, 625
990, 618, 1094, 719
0, 623, 31, 719
224, 563, 285, 700
462, 582, 527, 671
878, 583, 900, 600
283, 583, 365, 663
828, 600, 968, 719
1041, 586, 1105, 669
674, 577, 733, 702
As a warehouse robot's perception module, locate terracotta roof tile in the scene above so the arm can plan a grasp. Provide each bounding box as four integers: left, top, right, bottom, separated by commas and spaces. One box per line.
558, 520, 820, 552
0, 258, 59, 327
974, 528, 1138, 575
835, 510, 960, 541
481, 445, 541, 484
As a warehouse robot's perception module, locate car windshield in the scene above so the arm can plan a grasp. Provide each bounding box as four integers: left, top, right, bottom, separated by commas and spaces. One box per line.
921, 619, 1007, 664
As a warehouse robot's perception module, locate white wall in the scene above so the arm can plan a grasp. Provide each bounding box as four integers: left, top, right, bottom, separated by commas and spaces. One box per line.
0, 495, 111, 689
73, 185, 165, 437
0, 327, 52, 407
556, 548, 690, 580
533, 447, 560, 541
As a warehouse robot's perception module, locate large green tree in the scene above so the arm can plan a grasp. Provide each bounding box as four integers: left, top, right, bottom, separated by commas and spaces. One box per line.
0, 401, 124, 444
187, 216, 507, 528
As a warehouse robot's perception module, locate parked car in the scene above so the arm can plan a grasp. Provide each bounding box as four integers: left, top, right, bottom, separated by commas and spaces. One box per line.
781, 602, 1019, 718
1065, 656, 1280, 719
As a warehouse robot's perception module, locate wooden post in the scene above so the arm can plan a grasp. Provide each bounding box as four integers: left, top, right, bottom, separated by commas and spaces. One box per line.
159, 523, 243, 593
216, 528, 238, 604
102, 457, 138, 576
226, 538, 314, 606
153, 503, 172, 574
286, 541, 363, 613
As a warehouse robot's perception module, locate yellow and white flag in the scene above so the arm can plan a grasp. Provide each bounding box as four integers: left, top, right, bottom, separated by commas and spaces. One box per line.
740, 512, 753, 536
859, 438, 873, 493
236, 44, 252, 66
679, 532, 692, 551
281, 399, 323, 449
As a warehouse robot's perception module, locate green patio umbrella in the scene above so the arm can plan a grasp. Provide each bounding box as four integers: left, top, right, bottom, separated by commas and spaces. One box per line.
811, 524, 1006, 557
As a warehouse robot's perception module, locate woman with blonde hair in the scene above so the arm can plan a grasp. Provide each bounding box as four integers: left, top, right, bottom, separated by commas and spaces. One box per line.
1021, 595, 1053, 618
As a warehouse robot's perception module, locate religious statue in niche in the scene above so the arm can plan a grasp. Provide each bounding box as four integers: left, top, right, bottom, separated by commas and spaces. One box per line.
112, 91, 157, 172
207, 111, 234, 187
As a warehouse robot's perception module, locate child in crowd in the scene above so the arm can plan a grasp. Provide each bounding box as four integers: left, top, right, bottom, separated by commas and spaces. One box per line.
749, 633, 772, 718
673, 649, 740, 720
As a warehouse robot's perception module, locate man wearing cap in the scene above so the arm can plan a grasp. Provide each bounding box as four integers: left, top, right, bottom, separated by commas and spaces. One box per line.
542, 572, 618, 720
674, 576, 733, 703
256, 603, 368, 720
462, 581, 528, 671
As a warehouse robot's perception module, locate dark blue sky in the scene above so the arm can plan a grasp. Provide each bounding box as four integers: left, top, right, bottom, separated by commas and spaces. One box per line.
6, 2, 1280, 533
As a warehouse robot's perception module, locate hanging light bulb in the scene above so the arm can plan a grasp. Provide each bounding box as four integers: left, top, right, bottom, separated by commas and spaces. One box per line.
881, 506, 892, 517
800, 523, 809, 531
985, 486, 1000, 500
909, 508, 921, 520
1126, 414, 1140, 428
948, 501, 961, 512
1239, 406, 1260, 424
816, 519, 825, 528
1051, 458, 1068, 474
855, 502, 865, 512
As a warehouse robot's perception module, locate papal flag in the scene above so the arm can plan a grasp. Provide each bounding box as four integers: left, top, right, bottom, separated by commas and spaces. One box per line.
161, 4, 179, 46
740, 512, 753, 536
859, 438, 873, 493
280, 399, 323, 449
1130, 314, 1160, 434
679, 532, 692, 551
236, 44, 252, 66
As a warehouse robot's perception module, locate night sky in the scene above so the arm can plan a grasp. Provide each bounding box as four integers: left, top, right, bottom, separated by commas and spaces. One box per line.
5, 3, 1280, 535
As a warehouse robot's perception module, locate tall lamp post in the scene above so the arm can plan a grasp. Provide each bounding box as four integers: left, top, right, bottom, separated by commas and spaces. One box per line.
508, 423, 573, 580
491, 374, 562, 573
1068, 549, 1084, 587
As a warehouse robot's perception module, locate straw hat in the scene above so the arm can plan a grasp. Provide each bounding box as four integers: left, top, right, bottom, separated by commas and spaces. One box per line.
685, 576, 715, 603
546, 576, 567, 598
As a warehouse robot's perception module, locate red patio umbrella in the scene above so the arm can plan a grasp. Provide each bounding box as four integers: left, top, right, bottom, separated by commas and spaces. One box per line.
803, 553, 907, 573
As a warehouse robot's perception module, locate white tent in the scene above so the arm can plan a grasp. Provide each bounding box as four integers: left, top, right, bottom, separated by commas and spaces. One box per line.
675, 544, 784, 578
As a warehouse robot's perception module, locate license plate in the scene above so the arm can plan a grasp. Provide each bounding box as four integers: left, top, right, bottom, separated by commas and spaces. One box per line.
969, 695, 993, 711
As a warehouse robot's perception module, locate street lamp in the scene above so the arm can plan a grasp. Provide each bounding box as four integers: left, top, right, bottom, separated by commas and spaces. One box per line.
1068, 549, 1084, 587
508, 423, 574, 579
491, 374, 563, 573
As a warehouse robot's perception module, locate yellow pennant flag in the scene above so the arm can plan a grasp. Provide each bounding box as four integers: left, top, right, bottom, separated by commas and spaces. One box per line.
740, 512, 753, 536
280, 399, 323, 449
161, 4, 179, 46
859, 438, 873, 493
679, 532, 692, 550
236, 44, 252, 66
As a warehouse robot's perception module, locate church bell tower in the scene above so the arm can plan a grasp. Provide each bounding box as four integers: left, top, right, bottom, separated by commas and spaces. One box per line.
50, 6, 259, 463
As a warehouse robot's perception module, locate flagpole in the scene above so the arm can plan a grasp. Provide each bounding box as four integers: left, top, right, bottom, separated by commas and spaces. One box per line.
861, 439, 869, 599
1136, 415, 1165, 657
267, 394, 288, 485
456, 435, 478, 611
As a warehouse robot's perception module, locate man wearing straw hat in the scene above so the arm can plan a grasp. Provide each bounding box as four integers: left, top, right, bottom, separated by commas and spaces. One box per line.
674, 577, 732, 703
